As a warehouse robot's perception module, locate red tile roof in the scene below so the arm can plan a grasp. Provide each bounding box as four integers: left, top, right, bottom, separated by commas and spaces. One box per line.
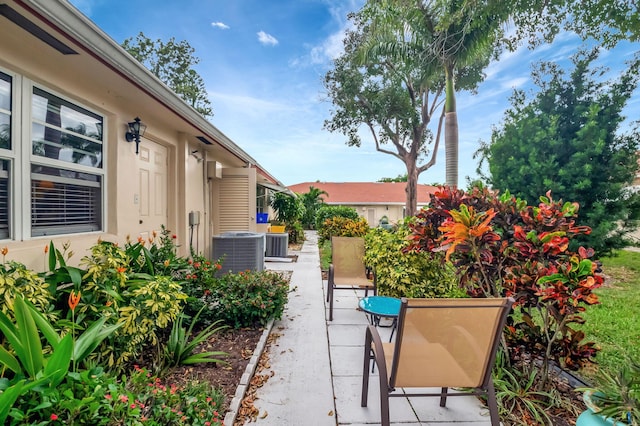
287, 182, 438, 205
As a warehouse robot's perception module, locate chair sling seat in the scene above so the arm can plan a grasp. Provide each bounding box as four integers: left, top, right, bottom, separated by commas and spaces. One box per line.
327, 236, 376, 321
362, 297, 514, 426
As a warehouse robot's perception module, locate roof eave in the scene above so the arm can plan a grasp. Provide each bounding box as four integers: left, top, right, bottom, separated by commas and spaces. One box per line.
20, 0, 284, 186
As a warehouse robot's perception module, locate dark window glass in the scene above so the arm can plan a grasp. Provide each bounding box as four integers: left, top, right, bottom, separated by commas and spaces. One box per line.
32, 88, 103, 168
0, 72, 11, 150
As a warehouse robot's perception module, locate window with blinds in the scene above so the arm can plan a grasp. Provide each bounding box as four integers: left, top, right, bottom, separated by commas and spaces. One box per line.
0, 70, 105, 240
31, 166, 101, 236
0, 72, 11, 239
29, 86, 104, 237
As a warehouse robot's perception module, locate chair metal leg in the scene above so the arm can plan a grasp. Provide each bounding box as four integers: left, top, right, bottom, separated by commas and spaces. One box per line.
329, 292, 333, 321
486, 381, 500, 426
361, 331, 372, 407
439, 387, 448, 407
379, 377, 390, 426
328, 286, 334, 321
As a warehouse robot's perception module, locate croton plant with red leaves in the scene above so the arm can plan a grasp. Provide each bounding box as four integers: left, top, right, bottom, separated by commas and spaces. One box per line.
407, 186, 603, 387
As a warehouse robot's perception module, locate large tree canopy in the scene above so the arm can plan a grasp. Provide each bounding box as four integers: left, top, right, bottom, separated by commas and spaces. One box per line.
122, 32, 213, 118
324, 7, 444, 216
510, 0, 640, 49
324, 1, 494, 214
477, 49, 640, 255
405, 0, 508, 188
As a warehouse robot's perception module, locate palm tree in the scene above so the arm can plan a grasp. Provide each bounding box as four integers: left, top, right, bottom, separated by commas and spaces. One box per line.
299, 186, 328, 229
361, 0, 507, 187
427, 1, 507, 187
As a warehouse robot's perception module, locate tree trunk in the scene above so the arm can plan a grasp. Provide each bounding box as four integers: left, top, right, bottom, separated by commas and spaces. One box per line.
444, 65, 458, 188
405, 160, 419, 216
445, 111, 458, 188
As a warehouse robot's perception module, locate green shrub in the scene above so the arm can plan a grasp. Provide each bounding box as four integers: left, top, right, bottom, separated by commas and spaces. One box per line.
162, 307, 228, 370
127, 366, 225, 425
318, 216, 369, 243
210, 270, 289, 328
179, 254, 223, 327
6, 366, 225, 425
122, 226, 189, 276
408, 186, 603, 390
319, 239, 332, 271
270, 192, 304, 224
364, 220, 461, 298
61, 241, 188, 368
7, 367, 131, 425
315, 205, 359, 236
287, 221, 305, 244
0, 259, 55, 322
116, 276, 187, 364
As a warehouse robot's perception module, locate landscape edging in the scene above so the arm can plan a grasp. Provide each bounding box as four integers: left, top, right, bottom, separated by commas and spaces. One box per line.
223, 318, 275, 425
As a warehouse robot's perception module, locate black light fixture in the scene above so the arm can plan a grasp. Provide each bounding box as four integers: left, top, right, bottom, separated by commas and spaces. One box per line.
125, 117, 146, 154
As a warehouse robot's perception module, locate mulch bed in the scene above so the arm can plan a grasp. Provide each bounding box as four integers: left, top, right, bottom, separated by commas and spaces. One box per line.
162, 327, 265, 412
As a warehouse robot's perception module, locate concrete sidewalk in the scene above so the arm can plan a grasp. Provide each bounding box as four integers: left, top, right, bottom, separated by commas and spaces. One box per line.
250, 231, 493, 425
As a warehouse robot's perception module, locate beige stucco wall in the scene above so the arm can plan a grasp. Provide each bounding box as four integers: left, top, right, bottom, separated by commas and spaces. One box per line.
338, 204, 404, 227
332, 203, 429, 227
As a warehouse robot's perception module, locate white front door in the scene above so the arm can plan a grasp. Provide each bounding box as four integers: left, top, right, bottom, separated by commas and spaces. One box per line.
137, 140, 168, 237
368, 208, 376, 225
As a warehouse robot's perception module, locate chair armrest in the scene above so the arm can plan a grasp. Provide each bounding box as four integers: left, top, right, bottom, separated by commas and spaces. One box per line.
365, 324, 390, 383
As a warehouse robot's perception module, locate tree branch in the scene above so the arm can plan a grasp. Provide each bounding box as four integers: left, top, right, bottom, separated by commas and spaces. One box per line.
418, 104, 445, 173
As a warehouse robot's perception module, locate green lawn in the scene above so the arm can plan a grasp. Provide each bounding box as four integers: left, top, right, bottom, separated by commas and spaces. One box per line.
578, 250, 640, 378
320, 239, 331, 271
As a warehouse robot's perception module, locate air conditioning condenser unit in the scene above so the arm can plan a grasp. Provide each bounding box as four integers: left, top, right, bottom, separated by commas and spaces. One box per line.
212, 232, 264, 274
266, 233, 288, 257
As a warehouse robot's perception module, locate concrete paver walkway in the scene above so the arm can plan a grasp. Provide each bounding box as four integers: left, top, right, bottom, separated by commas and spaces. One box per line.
251, 231, 494, 425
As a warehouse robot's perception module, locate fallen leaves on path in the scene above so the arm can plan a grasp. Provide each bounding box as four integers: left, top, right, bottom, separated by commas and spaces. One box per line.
234, 332, 282, 425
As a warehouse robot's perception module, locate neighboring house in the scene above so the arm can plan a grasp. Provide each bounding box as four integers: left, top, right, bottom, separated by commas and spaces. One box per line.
288, 182, 438, 226
0, 0, 287, 270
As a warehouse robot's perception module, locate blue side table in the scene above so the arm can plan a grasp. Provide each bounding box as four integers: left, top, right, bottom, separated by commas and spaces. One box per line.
358, 296, 401, 341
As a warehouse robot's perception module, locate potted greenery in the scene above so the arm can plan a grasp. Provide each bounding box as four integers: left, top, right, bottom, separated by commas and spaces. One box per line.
577, 361, 640, 426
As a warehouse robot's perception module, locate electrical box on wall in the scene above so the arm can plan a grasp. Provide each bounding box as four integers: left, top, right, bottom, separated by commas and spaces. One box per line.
189, 211, 200, 226
207, 161, 222, 179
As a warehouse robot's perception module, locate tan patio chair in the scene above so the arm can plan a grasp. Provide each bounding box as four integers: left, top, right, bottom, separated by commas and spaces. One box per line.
326, 236, 376, 321
361, 297, 514, 426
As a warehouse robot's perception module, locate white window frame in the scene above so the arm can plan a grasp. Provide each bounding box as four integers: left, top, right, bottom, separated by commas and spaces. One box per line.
0, 65, 107, 241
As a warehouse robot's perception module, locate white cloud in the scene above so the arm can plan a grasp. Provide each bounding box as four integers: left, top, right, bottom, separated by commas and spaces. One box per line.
211, 22, 230, 30
257, 31, 278, 46
309, 31, 346, 64
500, 77, 529, 90
209, 92, 295, 116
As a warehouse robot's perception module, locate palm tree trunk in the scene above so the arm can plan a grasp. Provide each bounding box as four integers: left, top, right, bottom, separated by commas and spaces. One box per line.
444, 65, 458, 188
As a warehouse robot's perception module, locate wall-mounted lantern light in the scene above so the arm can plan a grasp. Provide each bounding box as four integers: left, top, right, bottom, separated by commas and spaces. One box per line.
125, 117, 146, 154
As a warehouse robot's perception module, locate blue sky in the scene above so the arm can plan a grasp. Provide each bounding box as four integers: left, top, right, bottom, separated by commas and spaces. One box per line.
70, 0, 639, 187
